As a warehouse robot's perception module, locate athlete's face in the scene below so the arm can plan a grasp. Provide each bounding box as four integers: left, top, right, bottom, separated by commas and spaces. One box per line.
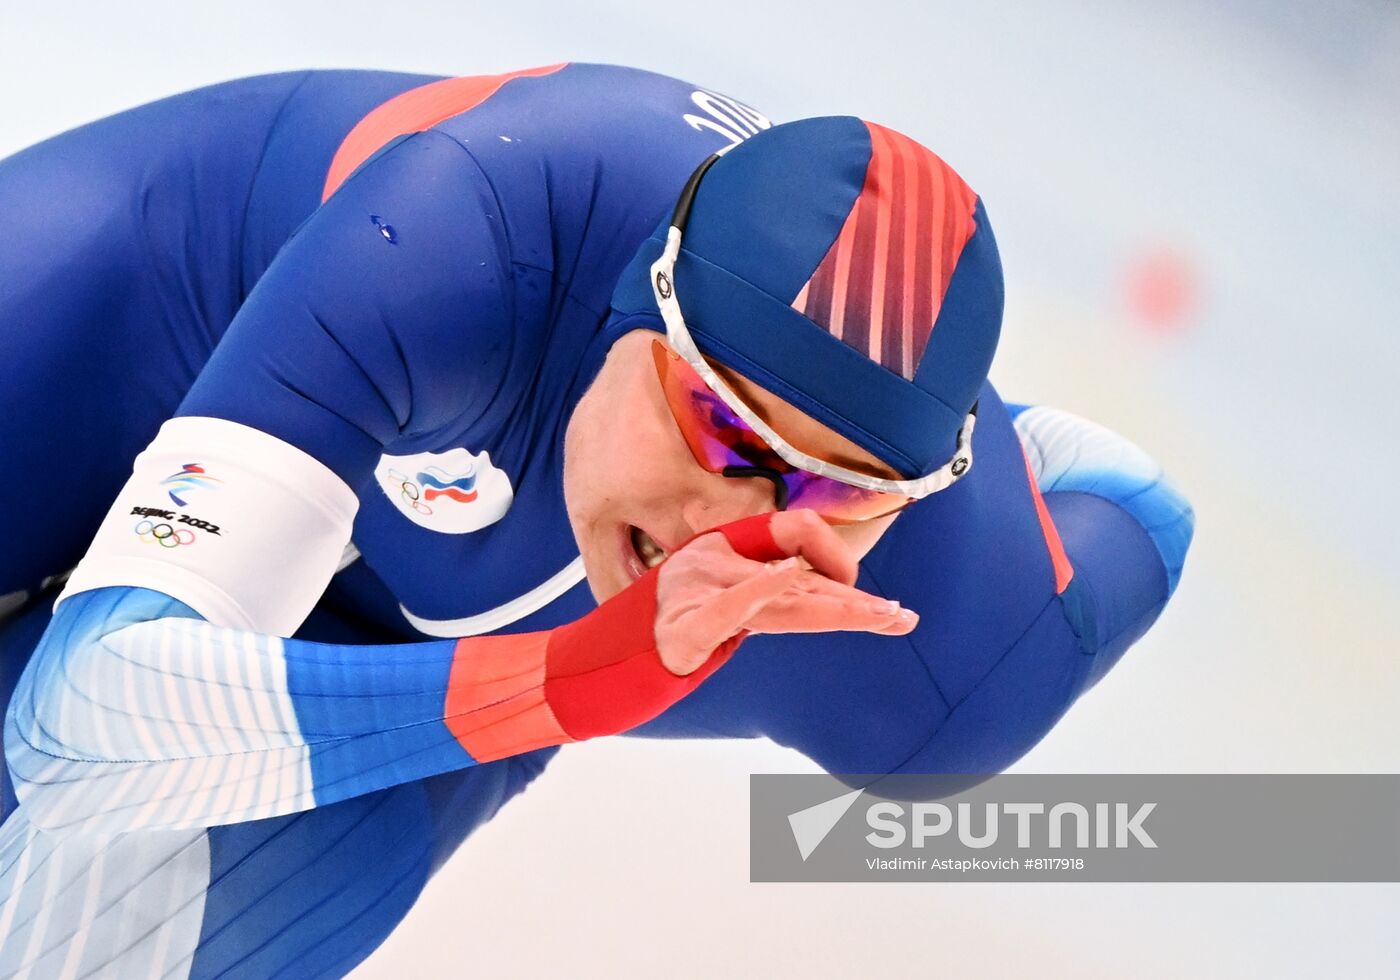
564, 330, 901, 602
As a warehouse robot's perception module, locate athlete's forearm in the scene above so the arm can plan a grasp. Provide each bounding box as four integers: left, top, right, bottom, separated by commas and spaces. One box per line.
4, 581, 661, 834
4, 586, 466, 833
3, 517, 790, 836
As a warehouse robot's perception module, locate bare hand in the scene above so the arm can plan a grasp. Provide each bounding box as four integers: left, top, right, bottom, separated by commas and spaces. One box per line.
653, 510, 917, 675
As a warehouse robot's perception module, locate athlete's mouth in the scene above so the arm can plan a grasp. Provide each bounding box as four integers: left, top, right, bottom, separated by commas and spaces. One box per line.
625, 524, 669, 579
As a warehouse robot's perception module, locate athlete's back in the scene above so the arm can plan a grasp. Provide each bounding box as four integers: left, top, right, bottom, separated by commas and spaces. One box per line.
0, 63, 757, 605
0, 63, 785, 976
0, 69, 432, 600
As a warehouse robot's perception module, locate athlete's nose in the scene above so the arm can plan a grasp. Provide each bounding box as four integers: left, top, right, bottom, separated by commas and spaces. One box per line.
680, 473, 779, 536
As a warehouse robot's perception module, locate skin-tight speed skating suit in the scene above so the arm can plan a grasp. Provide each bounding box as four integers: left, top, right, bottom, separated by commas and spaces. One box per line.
0, 65, 1193, 975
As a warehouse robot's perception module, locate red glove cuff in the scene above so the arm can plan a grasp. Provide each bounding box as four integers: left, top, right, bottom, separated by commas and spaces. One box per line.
678, 512, 787, 564
546, 512, 786, 740
448, 513, 787, 757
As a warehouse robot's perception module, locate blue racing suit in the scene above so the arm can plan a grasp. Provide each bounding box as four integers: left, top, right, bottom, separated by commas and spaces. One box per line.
0, 64, 1192, 976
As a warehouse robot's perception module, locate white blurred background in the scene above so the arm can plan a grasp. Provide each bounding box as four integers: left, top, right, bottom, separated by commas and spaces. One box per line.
2, 1, 1397, 976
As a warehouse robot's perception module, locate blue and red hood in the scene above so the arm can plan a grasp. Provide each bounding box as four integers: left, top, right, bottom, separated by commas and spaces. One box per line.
607, 115, 1003, 479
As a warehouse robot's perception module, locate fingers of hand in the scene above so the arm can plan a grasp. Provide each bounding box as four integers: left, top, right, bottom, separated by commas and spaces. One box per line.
657, 532, 773, 600
656, 558, 806, 674
745, 597, 918, 636
743, 577, 919, 636
694, 557, 807, 643
654, 520, 911, 677
767, 510, 859, 587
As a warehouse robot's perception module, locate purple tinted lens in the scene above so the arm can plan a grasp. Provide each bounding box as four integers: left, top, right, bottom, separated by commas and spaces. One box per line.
781, 469, 910, 523
655, 341, 908, 523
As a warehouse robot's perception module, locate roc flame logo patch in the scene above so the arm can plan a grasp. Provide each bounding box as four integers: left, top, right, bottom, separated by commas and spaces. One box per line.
374, 447, 514, 534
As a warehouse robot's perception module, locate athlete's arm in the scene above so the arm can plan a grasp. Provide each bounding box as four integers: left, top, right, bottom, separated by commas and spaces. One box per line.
0, 130, 570, 830
6, 510, 907, 834
2, 130, 491, 831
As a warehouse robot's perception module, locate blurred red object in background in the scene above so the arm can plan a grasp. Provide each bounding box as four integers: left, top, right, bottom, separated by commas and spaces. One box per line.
1126, 247, 1196, 333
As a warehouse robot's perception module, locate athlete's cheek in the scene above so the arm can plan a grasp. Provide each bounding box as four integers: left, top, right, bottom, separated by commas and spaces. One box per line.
607, 396, 703, 510
830, 510, 900, 562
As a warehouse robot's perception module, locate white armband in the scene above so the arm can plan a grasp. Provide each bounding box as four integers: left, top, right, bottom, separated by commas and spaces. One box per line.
57, 417, 359, 635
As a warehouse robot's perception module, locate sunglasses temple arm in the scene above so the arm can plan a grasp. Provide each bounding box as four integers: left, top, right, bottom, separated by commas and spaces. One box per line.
721, 465, 791, 511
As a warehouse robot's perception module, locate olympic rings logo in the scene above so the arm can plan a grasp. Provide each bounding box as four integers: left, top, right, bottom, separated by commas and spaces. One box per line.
134, 519, 197, 548
387, 469, 433, 516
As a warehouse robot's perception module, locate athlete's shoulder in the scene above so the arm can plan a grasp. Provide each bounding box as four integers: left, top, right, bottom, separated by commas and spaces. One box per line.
421, 62, 770, 159
323, 62, 770, 204
549, 61, 767, 123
